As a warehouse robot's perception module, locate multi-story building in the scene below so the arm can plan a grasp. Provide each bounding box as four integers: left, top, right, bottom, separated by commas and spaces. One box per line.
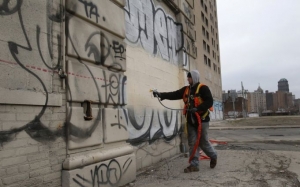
266, 79, 294, 112
278, 78, 289, 92
0, 0, 223, 186
265, 90, 274, 111
197, 0, 223, 119
247, 86, 266, 114
276, 90, 293, 111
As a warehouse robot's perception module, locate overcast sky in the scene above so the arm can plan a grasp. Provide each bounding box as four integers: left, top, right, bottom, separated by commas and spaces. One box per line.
217, 0, 300, 98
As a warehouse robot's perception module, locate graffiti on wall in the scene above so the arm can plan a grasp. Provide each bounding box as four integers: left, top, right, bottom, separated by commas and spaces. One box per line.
65, 153, 136, 187
125, 0, 183, 63
210, 101, 223, 120
67, 14, 127, 71
72, 158, 131, 186
127, 107, 181, 145
0, 0, 64, 143
0, 0, 182, 148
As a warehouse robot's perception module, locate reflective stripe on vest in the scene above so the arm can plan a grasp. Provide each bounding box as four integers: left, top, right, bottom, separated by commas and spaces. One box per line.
182, 83, 213, 117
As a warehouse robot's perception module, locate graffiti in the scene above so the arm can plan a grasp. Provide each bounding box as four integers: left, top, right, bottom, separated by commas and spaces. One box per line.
72, 158, 132, 186
127, 108, 180, 145
112, 41, 125, 61
210, 101, 224, 120
184, 17, 195, 41
0, 0, 22, 15
0, 0, 65, 144
111, 110, 127, 131
125, 0, 183, 63
0, 0, 181, 149
183, 3, 192, 20
68, 16, 126, 71
78, 0, 100, 23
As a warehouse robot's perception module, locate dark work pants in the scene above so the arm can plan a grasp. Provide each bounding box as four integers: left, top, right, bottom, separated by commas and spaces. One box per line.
188, 122, 217, 167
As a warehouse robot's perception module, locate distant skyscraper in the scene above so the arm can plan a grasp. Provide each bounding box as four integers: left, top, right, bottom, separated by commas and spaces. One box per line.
278, 78, 289, 92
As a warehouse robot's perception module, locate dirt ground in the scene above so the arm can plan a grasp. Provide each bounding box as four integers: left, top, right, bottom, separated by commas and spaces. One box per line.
216, 116, 300, 127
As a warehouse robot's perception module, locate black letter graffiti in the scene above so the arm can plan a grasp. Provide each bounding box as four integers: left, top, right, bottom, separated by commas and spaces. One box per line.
78, 0, 100, 23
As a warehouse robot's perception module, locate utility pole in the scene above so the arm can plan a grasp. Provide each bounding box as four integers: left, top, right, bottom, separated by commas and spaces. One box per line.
241, 82, 245, 118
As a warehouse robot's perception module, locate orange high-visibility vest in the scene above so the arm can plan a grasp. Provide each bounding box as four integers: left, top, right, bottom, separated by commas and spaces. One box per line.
182, 83, 213, 118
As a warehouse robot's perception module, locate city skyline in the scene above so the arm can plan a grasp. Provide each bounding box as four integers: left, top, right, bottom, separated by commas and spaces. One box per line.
217, 0, 300, 99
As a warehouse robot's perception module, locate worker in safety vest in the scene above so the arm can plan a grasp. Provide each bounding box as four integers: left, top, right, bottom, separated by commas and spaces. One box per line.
153, 70, 217, 173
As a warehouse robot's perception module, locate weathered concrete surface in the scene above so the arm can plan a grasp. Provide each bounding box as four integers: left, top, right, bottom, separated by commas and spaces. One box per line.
132, 150, 300, 187
129, 118, 300, 187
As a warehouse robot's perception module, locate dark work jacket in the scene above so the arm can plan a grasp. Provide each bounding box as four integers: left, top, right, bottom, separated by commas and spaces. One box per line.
160, 82, 213, 125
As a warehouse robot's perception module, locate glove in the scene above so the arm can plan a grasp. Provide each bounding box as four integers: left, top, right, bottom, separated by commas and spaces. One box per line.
190, 108, 198, 113
153, 90, 161, 98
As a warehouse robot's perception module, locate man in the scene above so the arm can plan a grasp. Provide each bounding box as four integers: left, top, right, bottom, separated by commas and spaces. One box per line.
153, 70, 217, 173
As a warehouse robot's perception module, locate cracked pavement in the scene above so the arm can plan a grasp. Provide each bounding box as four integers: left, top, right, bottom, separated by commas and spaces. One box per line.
132, 119, 300, 187
134, 148, 300, 187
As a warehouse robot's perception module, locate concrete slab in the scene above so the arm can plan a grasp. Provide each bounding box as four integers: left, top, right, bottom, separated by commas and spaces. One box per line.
67, 16, 126, 71
66, 0, 125, 38
178, 0, 195, 24
66, 59, 127, 105
176, 13, 196, 41
103, 108, 128, 143
183, 33, 197, 59
67, 107, 102, 149
62, 153, 136, 187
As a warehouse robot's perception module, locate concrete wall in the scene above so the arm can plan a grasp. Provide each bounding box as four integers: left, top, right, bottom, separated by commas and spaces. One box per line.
124, 0, 188, 170
0, 0, 222, 186
0, 0, 66, 186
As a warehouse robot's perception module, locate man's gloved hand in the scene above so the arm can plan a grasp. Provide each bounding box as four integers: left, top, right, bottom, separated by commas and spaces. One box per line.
153, 90, 161, 98
190, 108, 198, 113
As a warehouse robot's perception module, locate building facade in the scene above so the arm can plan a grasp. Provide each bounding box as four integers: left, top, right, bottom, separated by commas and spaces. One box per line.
278, 78, 289, 92
247, 86, 266, 115
0, 0, 222, 186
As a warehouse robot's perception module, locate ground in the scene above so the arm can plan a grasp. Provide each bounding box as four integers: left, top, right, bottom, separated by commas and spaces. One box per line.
215, 116, 300, 127
130, 116, 300, 187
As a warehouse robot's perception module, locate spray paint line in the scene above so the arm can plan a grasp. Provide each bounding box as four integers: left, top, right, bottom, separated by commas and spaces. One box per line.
0, 59, 58, 74
0, 59, 18, 65
0, 58, 126, 84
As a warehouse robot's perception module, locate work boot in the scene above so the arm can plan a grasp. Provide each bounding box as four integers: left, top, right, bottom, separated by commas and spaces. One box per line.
210, 158, 217, 168
184, 165, 199, 173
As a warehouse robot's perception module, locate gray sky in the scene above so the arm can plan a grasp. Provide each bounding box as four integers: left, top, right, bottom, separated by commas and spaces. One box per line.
217, 0, 300, 98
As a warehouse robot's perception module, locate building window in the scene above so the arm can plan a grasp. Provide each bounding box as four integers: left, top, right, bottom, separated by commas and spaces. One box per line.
203, 40, 206, 50
217, 55, 219, 63
217, 44, 219, 51
208, 58, 211, 67
218, 67, 220, 74
205, 5, 207, 13
205, 18, 208, 26
213, 63, 217, 72
201, 0, 204, 7
204, 55, 208, 65
206, 31, 209, 40
207, 45, 210, 54
201, 12, 205, 22
202, 26, 205, 36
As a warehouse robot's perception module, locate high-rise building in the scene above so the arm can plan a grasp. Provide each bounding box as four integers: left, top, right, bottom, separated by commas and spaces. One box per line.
278, 78, 289, 92
265, 90, 275, 111
247, 86, 266, 114
196, 0, 222, 101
